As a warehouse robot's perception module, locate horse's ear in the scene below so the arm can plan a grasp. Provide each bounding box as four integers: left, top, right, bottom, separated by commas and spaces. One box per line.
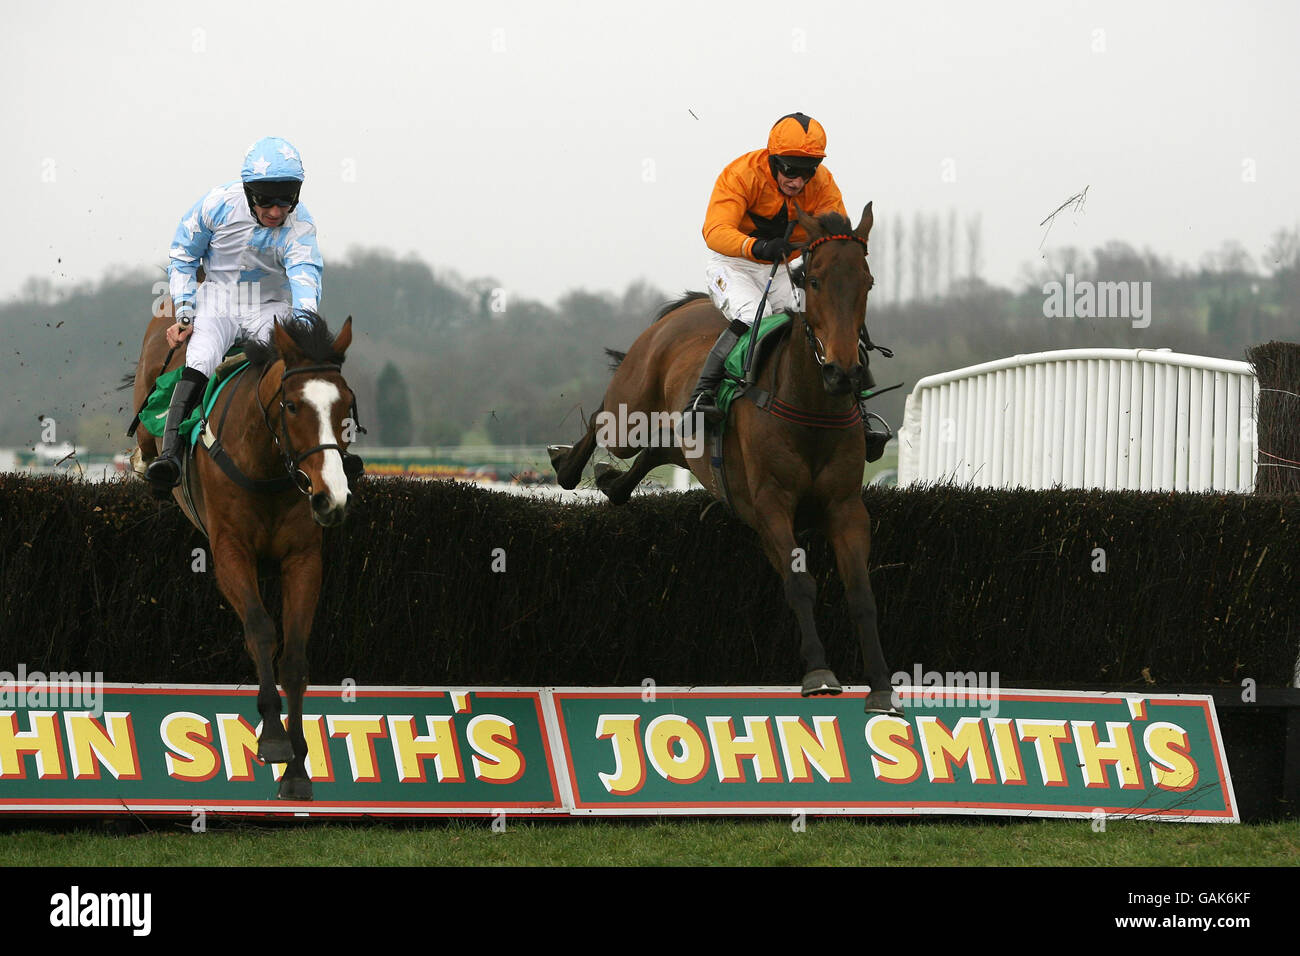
272, 319, 303, 362
332, 316, 353, 357
855, 202, 874, 242
793, 202, 823, 241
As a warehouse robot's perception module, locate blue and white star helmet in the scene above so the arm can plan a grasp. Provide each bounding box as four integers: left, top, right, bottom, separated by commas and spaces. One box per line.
241, 136, 306, 183
240, 136, 305, 215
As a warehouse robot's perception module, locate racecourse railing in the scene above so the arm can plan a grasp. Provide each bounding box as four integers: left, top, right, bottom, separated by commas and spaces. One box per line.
897, 348, 1258, 492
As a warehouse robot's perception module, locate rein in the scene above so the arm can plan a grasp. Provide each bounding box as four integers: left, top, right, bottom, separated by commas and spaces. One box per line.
742, 230, 874, 430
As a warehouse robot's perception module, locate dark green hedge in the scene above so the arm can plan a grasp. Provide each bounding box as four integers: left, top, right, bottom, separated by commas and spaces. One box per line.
1, 474, 1296, 690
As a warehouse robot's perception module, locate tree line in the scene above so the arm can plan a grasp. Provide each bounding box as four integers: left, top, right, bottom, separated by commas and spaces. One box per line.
1, 222, 1297, 456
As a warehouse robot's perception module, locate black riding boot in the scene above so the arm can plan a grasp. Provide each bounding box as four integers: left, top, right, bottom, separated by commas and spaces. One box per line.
342, 450, 365, 488
681, 319, 748, 434
857, 336, 891, 462
145, 367, 208, 493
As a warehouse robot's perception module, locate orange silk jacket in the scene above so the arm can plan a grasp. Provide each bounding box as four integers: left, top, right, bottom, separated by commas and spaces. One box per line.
702, 149, 847, 263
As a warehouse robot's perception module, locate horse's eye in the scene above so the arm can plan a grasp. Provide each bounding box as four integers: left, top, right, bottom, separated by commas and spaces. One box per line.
284, 401, 298, 414
808, 276, 821, 292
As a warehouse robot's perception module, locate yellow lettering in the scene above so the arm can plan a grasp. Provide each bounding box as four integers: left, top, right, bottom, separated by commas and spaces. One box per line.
775, 715, 848, 783
866, 714, 921, 784
1144, 722, 1198, 791
161, 712, 220, 782
64, 712, 140, 781
645, 715, 710, 784
327, 715, 387, 782
1072, 720, 1142, 789
596, 714, 645, 796
388, 715, 464, 783
1016, 719, 1073, 786
706, 716, 782, 783
916, 716, 994, 784
0, 711, 65, 779
468, 715, 525, 784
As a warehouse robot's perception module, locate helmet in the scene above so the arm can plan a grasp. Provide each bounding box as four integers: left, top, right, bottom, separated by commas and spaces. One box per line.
767, 112, 827, 160
240, 136, 305, 216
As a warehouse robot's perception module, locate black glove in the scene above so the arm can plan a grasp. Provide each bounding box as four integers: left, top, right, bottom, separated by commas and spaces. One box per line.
751, 237, 795, 263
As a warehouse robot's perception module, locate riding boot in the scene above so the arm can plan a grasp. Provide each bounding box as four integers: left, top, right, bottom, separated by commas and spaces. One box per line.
681, 318, 748, 434
342, 450, 365, 488
856, 334, 891, 462
145, 367, 208, 493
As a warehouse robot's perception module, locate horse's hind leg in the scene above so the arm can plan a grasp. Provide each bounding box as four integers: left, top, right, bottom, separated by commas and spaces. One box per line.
211, 535, 294, 764
594, 446, 673, 505
276, 548, 321, 800
825, 498, 899, 714
548, 404, 602, 489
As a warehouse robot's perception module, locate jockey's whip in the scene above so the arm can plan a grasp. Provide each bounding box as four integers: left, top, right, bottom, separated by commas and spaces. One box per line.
742, 221, 796, 384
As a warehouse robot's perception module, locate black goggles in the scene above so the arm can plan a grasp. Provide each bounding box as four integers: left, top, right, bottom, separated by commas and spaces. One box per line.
774, 157, 821, 180
246, 183, 301, 208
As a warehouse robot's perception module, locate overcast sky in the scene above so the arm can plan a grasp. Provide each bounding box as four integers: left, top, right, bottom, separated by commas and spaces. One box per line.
3, 0, 1298, 309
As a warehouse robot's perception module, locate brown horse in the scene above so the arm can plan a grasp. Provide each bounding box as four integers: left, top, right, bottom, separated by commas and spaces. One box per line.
549, 204, 897, 713
131, 309, 357, 799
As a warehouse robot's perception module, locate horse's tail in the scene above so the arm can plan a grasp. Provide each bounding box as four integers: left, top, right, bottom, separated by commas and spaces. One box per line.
605, 348, 627, 371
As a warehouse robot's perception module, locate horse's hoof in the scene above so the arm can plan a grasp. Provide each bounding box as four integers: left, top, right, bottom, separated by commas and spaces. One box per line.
801, 669, 842, 696
864, 689, 904, 715
258, 738, 294, 764
278, 775, 313, 801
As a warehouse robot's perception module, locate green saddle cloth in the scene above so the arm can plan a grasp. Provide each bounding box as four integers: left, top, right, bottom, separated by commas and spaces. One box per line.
714, 311, 795, 420
138, 351, 250, 445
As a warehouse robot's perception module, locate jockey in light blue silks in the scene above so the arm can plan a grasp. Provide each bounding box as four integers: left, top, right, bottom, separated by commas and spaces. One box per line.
147, 136, 325, 491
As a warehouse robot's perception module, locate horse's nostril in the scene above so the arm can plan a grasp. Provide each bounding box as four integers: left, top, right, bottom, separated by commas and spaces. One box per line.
311, 491, 328, 511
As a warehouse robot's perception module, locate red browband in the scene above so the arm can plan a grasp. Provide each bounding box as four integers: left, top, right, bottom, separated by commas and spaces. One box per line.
804, 233, 869, 255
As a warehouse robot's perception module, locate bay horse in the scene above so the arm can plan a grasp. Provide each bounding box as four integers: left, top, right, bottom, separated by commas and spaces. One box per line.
549, 204, 897, 713
130, 309, 357, 799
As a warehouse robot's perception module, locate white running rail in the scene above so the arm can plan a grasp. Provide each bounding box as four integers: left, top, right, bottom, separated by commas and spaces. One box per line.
897, 348, 1258, 492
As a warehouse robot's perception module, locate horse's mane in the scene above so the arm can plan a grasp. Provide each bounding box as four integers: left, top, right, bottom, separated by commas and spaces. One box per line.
652, 291, 710, 324
244, 310, 344, 368
807, 211, 855, 238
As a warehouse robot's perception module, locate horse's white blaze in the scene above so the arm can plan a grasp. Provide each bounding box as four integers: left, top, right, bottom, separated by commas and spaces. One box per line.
300, 380, 349, 508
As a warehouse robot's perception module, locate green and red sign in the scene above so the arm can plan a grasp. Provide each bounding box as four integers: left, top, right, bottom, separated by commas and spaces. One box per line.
0, 684, 1237, 821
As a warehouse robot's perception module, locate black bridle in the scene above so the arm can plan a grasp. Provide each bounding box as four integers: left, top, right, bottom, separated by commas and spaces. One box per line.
258, 361, 362, 496
796, 232, 889, 366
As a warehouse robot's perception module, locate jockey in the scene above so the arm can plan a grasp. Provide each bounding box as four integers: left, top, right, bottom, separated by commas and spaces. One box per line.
684, 112, 888, 457
147, 136, 339, 491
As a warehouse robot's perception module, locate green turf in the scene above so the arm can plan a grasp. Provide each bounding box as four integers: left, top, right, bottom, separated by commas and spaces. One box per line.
2, 818, 1296, 867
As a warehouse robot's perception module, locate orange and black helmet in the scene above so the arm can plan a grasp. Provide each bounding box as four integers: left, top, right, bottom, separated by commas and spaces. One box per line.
767, 112, 827, 180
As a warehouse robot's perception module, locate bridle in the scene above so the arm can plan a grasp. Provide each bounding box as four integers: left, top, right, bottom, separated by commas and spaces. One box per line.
258, 361, 362, 496
793, 232, 879, 367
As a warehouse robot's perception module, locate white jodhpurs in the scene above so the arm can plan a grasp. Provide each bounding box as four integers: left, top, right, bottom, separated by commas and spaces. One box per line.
704, 250, 803, 326
184, 282, 291, 377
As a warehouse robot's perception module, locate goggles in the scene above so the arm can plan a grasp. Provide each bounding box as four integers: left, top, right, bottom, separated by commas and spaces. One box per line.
774, 156, 821, 180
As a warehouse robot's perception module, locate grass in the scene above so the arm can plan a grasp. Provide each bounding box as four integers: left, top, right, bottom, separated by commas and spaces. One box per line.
2, 817, 1297, 867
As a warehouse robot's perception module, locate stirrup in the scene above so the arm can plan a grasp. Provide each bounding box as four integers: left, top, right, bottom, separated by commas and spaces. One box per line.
863, 411, 892, 463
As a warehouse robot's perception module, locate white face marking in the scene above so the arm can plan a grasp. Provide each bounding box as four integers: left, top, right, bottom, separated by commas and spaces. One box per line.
300, 380, 350, 509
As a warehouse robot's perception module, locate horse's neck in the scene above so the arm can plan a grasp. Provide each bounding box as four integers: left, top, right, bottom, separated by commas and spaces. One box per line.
224, 365, 280, 470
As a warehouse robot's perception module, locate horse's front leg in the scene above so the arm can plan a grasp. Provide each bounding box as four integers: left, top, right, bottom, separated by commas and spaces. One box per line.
275, 547, 322, 801
750, 488, 841, 697
210, 533, 293, 764
824, 497, 900, 714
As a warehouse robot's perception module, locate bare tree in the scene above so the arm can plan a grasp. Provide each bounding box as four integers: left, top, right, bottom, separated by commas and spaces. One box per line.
946, 208, 958, 296
966, 212, 983, 281
893, 214, 905, 304
910, 211, 926, 303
